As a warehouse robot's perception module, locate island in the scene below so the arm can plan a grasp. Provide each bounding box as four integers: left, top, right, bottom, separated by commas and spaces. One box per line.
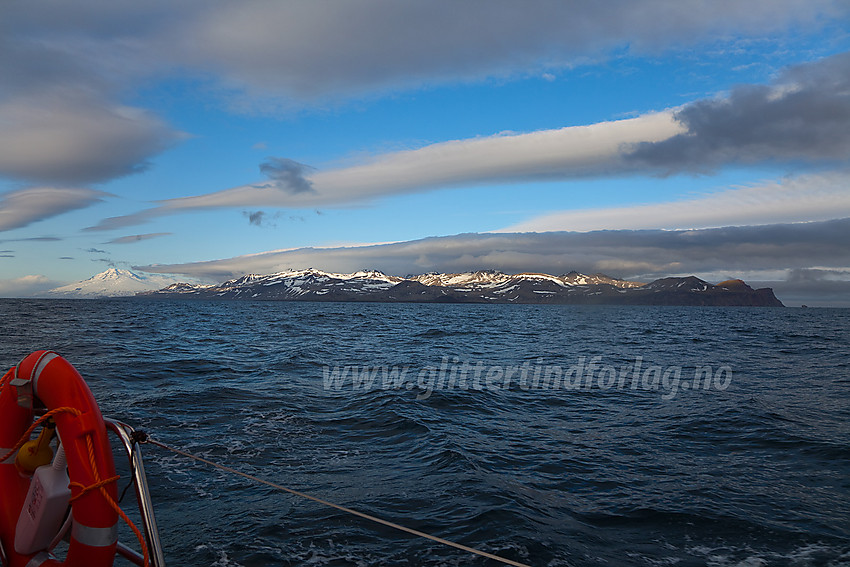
138, 269, 784, 306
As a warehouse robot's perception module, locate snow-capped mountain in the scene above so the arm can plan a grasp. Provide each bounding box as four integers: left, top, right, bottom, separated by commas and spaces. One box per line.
48, 268, 191, 298
139, 268, 783, 306
407, 270, 642, 288
146, 268, 403, 300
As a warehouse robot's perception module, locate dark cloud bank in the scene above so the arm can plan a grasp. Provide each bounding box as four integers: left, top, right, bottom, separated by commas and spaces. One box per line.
627, 52, 850, 172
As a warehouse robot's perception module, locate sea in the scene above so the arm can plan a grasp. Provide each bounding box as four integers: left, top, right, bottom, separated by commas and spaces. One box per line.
1, 299, 848, 567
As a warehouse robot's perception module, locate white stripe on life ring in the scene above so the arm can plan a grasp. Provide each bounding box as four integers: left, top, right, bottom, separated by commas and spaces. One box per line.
31, 352, 59, 397
72, 519, 118, 548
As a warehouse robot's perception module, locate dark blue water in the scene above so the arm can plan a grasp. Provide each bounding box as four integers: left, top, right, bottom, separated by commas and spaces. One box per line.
1, 299, 848, 566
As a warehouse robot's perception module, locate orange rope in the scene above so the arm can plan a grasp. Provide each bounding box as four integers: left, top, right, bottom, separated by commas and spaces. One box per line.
68, 476, 120, 502
82, 434, 150, 567
0, 407, 82, 464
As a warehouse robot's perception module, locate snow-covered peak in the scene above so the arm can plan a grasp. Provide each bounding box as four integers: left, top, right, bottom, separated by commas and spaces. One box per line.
407, 270, 642, 289
559, 272, 644, 288
159, 282, 212, 293
49, 269, 190, 298
410, 270, 509, 287
92, 268, 143, 282
260, 268, 402, 284
510, 272, 568, 286
222, 273, 268, 287
345, 269, 403, 283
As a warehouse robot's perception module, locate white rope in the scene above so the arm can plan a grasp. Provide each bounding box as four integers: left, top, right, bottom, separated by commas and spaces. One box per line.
146, 439, 531, 567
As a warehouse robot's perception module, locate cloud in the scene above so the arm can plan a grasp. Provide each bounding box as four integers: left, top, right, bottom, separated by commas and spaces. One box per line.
0, 236, 62, 243
0, 275, 57, 298
626, 51, 850, 172
0, 92, 185, 185
0, 6, 185, 185
243, 210, 288, 227
245, 211, 266, 226
173, 0, 843, 103
5, 1, 838, 125
136, 218, 850, 286
505, 171, 850, 232
256, 158, 315, 194
0, 187, 106, 232
786, 267, 850, 284
9, 1, 843, 100
0, 0, 842, 187
105, 232, 171, 244
87, 112, 683, 229
300, 113, 678, 198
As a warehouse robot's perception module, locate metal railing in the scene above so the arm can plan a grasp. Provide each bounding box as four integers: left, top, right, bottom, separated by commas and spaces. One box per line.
104, 418, 166, 567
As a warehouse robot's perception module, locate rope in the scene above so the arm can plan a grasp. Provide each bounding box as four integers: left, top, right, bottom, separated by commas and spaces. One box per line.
69, 475, 121, 502
146, 438, 531, 567
81, 434, 150, 567
0, 407, 81, 464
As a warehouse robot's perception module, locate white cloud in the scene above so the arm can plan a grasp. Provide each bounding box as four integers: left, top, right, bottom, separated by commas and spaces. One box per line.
0, 6, 185, 186
172, 0, 843, 103
88, 112, 683, 230
0, 187, 107, 232
0, 275, 57, 298
6, 1, 838, 116
305, 113, 680, 202
0, 93, 184, 185
504, 171, 850, 232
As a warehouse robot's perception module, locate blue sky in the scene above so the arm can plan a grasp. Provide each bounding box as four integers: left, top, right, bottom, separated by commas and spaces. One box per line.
1, 1, 850, 305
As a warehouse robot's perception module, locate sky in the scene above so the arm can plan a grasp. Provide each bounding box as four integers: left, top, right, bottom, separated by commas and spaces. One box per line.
1, 1, 849, 306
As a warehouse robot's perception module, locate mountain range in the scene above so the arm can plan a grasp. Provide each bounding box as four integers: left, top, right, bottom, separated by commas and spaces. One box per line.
138, 268, 784, 306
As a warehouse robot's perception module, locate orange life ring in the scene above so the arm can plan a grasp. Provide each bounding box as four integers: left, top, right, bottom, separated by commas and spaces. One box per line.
0, 351, 119, 567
